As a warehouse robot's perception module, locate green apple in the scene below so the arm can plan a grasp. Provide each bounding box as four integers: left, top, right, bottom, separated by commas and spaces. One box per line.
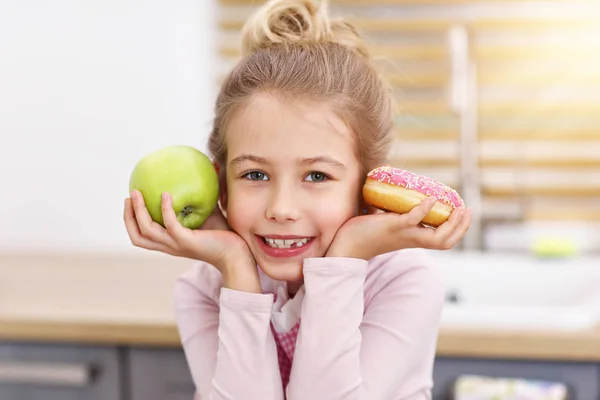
129, 145, 219, 229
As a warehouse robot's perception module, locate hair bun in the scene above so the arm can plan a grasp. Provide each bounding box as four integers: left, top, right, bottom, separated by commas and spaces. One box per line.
241, 0, 370, 60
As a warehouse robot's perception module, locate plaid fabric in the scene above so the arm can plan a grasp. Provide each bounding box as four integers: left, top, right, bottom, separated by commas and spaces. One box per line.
271, 319, 301, 391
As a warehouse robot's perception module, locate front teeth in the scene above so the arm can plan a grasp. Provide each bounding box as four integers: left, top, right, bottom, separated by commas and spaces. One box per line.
264, 237, 310, 249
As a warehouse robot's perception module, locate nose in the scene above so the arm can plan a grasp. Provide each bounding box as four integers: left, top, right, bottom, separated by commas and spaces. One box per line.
265, 182, 301, 223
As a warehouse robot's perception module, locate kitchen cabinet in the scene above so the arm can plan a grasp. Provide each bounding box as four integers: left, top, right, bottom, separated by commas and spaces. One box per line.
128, 347, 195, 400
2, 341, 600, 400
0, 341, 123, 400
432, 358, 600, 399
0, 342, 196, 400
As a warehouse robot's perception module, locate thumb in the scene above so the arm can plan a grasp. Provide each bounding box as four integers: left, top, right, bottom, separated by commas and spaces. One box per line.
392, 197, 437, 228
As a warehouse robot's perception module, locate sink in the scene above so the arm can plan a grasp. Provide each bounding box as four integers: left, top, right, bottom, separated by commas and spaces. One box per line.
427, 251, 600, 331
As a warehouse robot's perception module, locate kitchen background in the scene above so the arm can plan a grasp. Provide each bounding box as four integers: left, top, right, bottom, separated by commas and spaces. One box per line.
1, 0, 599, 399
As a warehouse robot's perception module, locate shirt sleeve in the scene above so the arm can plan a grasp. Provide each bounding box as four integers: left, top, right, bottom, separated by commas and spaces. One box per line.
173, 262, 284, 400
286, 252, 445, 400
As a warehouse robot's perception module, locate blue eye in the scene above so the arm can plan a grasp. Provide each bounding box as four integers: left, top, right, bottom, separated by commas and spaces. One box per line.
243, 171, 269, 181
305, 172, 329, 182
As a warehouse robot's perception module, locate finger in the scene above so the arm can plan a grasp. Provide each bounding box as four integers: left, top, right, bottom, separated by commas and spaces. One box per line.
403, 196, 438, 226
444, 207, 473, 246
161, 192, 193, 244
432, 206, 465, 242
131, 190, 178, 248
124, 198, 176, 254
408, 205, 462, 249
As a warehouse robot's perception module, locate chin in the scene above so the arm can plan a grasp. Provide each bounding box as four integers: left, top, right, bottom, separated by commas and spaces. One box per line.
257, 259, 304, 283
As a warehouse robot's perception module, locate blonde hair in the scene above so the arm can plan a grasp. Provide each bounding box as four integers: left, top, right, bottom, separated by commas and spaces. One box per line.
208, 0, 395, 176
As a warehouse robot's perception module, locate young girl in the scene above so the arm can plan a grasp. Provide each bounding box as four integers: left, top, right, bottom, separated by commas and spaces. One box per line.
124, 0, 472, 398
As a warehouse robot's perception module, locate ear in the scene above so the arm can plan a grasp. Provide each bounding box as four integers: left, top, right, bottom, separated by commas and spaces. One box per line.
214, 162, 228, 213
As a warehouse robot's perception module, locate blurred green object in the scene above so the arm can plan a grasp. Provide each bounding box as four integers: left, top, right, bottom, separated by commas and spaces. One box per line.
531, 237, 577, 258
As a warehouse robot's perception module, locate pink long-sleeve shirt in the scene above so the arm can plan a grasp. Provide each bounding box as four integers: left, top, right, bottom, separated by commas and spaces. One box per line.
173, 248, 446, 400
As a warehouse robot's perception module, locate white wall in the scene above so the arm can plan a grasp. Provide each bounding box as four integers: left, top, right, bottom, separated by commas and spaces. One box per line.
0, 0, 218, 253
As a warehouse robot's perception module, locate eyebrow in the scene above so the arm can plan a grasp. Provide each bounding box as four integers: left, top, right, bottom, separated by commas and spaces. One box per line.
229, 154, 347, 170
301, 156, 347, 170
230, 154, 272, 169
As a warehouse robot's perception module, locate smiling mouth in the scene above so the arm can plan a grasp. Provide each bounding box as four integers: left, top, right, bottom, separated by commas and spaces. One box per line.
260, 236, 313, 249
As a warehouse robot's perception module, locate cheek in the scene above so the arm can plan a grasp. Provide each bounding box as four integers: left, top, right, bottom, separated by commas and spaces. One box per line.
224, 186, 256, 235
314, 190, 360, 234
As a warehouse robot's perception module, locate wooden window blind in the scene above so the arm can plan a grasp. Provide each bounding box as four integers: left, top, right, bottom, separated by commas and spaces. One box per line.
217, 0, 600, 252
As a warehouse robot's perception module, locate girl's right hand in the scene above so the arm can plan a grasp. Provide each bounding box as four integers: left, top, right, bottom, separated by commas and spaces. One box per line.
123, 190, 254, 277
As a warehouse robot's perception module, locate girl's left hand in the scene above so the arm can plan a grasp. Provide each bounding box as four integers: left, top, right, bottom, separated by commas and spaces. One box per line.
326, 197, 472, 260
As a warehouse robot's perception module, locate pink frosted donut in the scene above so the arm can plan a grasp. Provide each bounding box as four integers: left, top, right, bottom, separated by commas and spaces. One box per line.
363, 166, 464, 227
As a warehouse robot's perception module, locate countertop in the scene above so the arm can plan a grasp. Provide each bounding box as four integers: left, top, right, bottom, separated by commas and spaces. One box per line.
1, 252, 600, 361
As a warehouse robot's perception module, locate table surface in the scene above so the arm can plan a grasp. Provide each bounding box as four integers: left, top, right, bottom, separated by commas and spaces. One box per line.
2, 252, 599, 360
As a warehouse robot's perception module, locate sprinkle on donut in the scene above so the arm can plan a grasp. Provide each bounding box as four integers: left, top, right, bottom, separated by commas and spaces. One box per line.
367, 166, 465, 208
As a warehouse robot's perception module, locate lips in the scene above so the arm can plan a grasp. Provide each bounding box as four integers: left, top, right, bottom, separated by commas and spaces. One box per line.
255, 235, 314, 258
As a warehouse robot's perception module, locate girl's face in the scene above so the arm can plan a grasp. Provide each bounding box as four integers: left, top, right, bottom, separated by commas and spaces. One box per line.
222, 93, 363, 285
